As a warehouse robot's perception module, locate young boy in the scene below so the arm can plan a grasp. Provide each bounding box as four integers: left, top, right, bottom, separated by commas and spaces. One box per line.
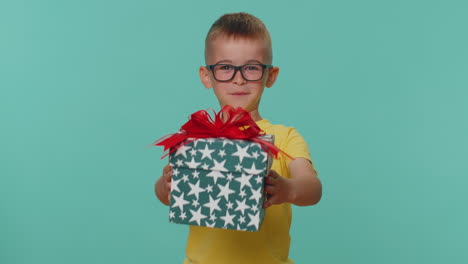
155, 12, 322, 264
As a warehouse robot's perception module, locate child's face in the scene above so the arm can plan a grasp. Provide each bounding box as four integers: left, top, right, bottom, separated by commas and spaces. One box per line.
200, 36, 279, 114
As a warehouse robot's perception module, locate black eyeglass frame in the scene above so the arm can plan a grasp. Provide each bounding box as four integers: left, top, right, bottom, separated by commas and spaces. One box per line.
206, 63, 273, 82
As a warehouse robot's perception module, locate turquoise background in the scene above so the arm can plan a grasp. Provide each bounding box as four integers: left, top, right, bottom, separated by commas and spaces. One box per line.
1, 0, 467, 263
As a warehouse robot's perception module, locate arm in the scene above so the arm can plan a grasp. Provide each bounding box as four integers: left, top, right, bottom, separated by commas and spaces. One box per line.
264, 157, 322, 208
155, 164, 172, 206
287, 157, 322, 206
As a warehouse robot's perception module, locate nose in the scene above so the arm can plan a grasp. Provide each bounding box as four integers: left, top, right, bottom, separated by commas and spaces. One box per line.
232, 68, 247, 85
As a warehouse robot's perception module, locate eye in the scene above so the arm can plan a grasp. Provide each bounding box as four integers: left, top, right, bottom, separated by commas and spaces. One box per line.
244, 65, 261, 71
218, 65, 234, 70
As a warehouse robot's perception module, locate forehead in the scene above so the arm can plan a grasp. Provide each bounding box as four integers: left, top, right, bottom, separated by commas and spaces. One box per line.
206, 36, 270, 64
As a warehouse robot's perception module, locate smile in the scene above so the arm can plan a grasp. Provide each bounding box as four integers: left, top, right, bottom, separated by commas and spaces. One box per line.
230, 92, 250, 95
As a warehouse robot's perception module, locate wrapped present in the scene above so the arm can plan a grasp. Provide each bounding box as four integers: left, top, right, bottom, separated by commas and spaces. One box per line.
167, 136, 273, 231
152, 106, 292, 232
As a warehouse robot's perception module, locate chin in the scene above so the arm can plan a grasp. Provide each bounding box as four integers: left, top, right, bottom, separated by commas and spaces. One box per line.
229, 105, 250, 111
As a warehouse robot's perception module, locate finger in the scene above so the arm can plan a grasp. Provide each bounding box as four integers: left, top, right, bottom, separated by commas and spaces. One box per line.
264, 184, 275, 194
265, 194, 279, 208
163, 167, 172, 182
265, 172, 279, 184
166, 181, 171, 192
263, 196, 275, 208
268, 170, 279, 179
263, 195, 271, 208
163, 164, 171, 174
265, 176, 276, 185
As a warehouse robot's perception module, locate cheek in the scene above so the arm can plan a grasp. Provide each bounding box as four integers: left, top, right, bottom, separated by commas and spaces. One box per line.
212, 80, 231, 90
212, 85, 228, 98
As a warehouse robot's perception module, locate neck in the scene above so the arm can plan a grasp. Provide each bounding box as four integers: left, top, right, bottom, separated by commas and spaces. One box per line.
249, 109, 262, 122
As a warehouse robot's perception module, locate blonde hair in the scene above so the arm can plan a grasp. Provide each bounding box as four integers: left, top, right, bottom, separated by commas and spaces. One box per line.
205, 12, 273, 63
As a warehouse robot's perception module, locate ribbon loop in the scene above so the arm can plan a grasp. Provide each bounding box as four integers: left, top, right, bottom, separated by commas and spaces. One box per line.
152, 105, 292, 160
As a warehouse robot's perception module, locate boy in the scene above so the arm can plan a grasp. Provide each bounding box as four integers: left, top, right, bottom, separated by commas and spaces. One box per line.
155, 12, 322, 264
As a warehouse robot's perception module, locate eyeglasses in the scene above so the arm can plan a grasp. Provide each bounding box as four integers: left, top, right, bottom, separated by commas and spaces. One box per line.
206, 63, 273, 82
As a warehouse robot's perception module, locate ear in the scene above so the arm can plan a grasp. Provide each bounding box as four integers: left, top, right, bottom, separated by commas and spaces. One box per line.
265, 66, 279, 88
199, 66, 212, 88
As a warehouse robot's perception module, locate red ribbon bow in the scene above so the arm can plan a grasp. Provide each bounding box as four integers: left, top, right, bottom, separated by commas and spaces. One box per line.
152, 105, 292, 160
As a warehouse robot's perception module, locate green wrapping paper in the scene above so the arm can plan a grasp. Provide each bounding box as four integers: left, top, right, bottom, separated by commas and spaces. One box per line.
168, 136, 273, 232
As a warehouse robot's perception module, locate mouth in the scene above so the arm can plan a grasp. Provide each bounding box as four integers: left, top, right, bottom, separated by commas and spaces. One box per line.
230, 92, 250, 96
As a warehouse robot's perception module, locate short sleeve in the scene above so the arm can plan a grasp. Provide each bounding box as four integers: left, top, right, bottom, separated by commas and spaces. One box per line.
257, 120, 317, 177
284, 128, 312, 162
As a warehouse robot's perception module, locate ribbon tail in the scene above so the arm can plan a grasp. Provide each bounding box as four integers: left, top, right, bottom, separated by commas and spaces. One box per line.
252, 138, 295, 161
151, 133, 190, 159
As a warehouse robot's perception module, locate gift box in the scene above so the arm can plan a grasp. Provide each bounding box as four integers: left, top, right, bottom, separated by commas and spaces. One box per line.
153, 106, 290, 231
168, 135, 273, 232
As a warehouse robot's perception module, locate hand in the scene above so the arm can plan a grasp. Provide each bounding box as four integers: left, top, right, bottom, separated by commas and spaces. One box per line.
155, 164, 172, 205
263, 170, 293, 209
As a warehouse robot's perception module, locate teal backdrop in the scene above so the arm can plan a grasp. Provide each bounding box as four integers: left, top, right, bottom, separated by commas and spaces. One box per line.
1, 0, 467, 263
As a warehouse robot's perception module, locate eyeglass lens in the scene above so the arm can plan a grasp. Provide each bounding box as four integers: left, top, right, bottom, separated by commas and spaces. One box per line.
213, 64, 264, 81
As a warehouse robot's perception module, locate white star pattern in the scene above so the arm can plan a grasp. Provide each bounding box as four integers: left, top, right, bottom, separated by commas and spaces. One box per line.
237, 225, 246, 231
235, 173, 253, 189
203, 195, 222, 215
205, 221, 216, 228
209, 213, 217, 222
180, 211, 187, 220
189, 148, 197, 157
217, 181, 235, 202
238, 216, 246, 224
239, 188, 246, 198
174, 144, 191, 158
220, 210, 236, 227
189, 207, 207, 225
192, 138, 205, 148
198, 145, 215, 160
247, 212, 260, 230
187, 180, 205, 200
172, 192, 190, 212
249, 187, 262, 204
226, 173, 234, 181
222, 139, 234, 147
171, 178, 181, 193
185, 157, 201, 169
255, 176, 263, 184
182, 174, 189, 182
226, 201, 234, 210
168, 137, 269, 231
250, 205, 258, 213
218, 149, 226, 158
243, 163, 264, 175
206, 159, 228, 183
232, 144, 252, 163
252, 151, 259, 159
206, 170, 225, 184
235, 199, 250, 215
211, 158, 229, 172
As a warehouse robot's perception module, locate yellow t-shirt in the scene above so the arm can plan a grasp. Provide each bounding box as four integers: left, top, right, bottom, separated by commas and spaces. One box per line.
183, 119, 313, 264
